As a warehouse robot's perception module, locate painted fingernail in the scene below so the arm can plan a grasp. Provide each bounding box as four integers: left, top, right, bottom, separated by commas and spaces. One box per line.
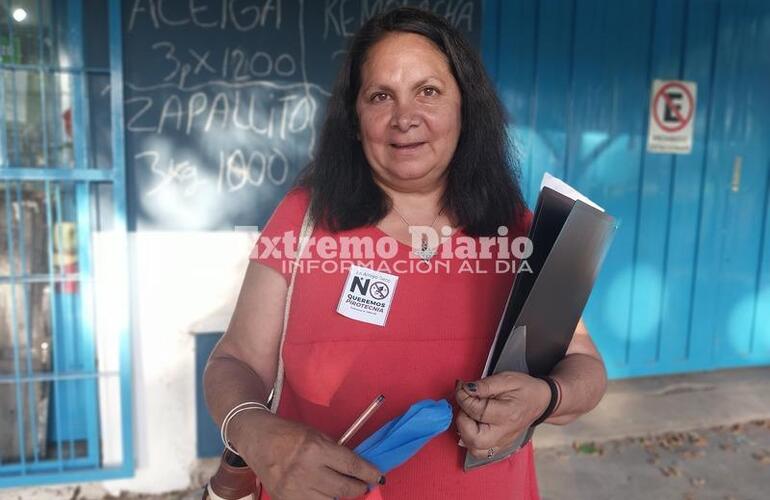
378, 475, 387, 485
465, 382, 477, 392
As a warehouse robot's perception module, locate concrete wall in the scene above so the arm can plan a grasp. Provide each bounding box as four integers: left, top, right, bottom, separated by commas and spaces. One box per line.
103, 230, 256, 494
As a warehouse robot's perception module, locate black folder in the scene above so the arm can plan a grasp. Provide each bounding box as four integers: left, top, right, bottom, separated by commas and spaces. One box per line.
465, 178, 617, 470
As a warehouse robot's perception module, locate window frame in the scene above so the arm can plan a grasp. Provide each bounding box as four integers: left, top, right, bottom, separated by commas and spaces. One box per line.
0, 0, 133, 486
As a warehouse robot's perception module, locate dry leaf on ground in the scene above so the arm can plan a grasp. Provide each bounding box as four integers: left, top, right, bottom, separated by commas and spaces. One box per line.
659, 465, 682, 477
751, 450, 770, 464
680, 449, 705, 460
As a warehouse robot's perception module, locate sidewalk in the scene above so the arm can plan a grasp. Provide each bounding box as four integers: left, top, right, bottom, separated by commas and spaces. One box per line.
533, 366, 770, 500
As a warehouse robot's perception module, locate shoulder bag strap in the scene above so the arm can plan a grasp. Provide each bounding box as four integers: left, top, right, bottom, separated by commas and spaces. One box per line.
269, 206, 314, 413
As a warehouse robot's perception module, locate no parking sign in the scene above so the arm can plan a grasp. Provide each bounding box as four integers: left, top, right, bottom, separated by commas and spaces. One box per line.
647, 80, 697, 154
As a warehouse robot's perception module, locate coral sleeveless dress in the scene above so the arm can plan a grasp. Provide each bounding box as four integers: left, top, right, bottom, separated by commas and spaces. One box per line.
250, 189, 539, 500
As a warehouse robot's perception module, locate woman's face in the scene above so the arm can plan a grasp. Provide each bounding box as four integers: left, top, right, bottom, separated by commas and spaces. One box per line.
356, 33, 462, 191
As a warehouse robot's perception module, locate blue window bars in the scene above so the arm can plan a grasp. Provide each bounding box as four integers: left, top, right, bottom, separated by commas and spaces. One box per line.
0, 0, 133, 486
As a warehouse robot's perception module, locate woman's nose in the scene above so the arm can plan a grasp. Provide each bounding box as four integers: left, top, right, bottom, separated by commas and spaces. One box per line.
390, 101, 420, 131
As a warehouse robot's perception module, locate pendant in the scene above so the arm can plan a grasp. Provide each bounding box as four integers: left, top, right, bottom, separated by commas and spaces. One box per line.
414, 247, 436, 261
414, 236, 436, 261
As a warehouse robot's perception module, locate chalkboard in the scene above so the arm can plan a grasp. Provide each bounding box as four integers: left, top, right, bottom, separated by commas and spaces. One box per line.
122, 0, 482, 230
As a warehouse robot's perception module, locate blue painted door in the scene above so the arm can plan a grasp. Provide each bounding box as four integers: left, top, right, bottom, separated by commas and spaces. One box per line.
489, 0, 770, 378
697, 0, 770, 370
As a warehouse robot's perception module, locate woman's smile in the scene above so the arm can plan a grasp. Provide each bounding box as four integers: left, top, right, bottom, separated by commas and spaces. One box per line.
390, 141, 427, 153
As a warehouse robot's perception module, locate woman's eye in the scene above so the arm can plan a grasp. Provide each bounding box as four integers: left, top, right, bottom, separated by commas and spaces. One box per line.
422, 87, 439, 97
371, 92, 389, 102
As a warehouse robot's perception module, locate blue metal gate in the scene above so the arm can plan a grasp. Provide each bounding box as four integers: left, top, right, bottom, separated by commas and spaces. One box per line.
0, 0, 133, 486
488, 0, 770, 378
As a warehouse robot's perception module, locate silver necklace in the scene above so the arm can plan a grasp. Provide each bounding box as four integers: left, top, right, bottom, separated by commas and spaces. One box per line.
391, 205, 444, 261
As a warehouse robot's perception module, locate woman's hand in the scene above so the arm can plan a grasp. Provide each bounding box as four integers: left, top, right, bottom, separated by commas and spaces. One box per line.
454, 372, 550, 459
229, 410, 384, 500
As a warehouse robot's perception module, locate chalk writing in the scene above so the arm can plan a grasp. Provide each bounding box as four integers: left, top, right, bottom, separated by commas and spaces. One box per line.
123, 0, 478, 229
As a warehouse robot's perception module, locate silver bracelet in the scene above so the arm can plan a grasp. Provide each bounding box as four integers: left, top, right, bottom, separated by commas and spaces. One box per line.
220, 401, 270, 455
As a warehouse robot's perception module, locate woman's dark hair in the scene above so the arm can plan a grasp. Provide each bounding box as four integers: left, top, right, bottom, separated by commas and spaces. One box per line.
298, 7, 526, 236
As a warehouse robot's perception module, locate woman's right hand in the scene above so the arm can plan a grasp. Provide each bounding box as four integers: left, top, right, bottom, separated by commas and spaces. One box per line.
228, 410, 384, 500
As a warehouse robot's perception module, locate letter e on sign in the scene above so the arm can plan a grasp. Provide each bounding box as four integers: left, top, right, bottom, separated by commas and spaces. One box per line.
647, 79, 697, 154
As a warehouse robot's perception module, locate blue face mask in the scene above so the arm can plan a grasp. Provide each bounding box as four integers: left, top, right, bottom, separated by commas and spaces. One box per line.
354, 399, 453, 474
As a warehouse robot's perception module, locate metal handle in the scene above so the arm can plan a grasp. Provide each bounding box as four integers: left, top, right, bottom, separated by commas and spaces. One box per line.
731, 156, 743, 193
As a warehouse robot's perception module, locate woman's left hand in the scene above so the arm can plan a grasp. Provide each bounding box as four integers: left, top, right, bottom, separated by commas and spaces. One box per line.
454, 372, 551, 459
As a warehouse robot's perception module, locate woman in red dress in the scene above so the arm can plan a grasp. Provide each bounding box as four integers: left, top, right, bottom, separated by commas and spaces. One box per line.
204, 7, 607, 500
